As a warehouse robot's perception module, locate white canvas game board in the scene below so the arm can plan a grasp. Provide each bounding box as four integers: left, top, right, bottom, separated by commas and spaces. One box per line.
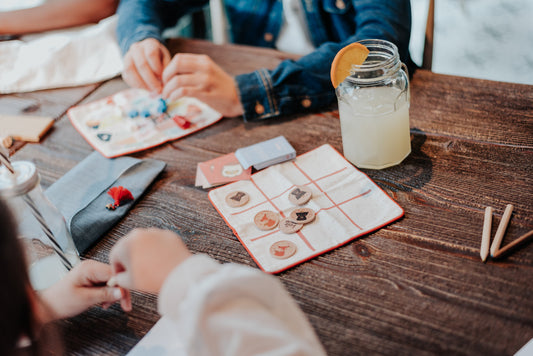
209, 144, 404, 273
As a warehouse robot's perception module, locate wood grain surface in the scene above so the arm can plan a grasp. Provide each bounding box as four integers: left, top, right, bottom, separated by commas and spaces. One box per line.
6, 38, 533, 356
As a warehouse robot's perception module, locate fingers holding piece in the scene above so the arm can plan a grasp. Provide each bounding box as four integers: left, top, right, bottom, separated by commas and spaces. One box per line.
123, 38, 169, 92
162, 53, 211, 84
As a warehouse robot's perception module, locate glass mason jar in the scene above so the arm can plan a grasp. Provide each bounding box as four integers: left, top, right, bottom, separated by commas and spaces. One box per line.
0, 161, 79, 290
336, 39, 411, 169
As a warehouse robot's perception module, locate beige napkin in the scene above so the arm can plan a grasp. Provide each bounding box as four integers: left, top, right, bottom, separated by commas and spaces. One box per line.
209, 144, 404, 274
0, 15, 123, 94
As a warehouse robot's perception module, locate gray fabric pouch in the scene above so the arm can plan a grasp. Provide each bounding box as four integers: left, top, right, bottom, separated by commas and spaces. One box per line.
46, 151, 166, 253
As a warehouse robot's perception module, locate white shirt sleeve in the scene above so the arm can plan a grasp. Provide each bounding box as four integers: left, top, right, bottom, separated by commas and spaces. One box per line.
157, 254, 327, 356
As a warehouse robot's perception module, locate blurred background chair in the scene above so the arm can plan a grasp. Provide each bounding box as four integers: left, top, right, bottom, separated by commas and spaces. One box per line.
422, 0, 434, 70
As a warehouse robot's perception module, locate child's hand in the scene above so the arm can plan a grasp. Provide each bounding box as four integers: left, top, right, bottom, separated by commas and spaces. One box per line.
39, 260, 131, 323
109, 228, 192, 294
122, 38, 171, 93
161, 53, 244, 117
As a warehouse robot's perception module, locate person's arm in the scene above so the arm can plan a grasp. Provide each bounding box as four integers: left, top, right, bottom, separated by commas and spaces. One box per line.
158, 254, 327, 355
109, 228, 326, 355
235, 0, 413, 121
0, 0, 118, 35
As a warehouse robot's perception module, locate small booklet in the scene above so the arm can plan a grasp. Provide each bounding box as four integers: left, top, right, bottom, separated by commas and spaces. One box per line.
195, 153, 251, 189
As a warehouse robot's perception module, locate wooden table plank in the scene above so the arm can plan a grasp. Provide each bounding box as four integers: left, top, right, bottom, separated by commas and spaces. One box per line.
410, 70, 533, 147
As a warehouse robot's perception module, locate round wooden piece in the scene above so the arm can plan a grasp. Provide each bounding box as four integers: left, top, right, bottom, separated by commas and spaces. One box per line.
254, 210, 279, 230
225, 191, 249, 207
269, 240, 297, 259
288, 185, 312, 205
288, 207, 316, 224
279, 218, 303, 234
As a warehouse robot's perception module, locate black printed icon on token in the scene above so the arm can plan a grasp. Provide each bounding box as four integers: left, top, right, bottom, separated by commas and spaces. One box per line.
279, 218, 303, 234
288, 207, 315, 224
225, 191, 249, 207
254, 210, 279, 231
270, 240, 297, 259
288, 185, 312, 205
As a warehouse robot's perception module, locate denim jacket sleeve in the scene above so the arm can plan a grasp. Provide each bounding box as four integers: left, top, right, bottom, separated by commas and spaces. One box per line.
116, 0, 207, 55
237, 0, 412, 121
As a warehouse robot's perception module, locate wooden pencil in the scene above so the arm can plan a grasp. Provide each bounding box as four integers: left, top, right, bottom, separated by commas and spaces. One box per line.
490, 204, 514, 257
492, 230, 533, 259
480, 206, 492, 262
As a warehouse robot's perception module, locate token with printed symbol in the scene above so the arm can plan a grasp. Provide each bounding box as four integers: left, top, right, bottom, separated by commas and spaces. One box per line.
288, 185, 312, 205
288, 207, 315, 224
279, 218, 303, 234
254, 210, 279, 230
225, 191, 250, 207
269, 240, 297, 259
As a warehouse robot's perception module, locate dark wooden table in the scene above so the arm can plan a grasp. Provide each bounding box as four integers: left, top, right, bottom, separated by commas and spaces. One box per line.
3, 38, 532, 355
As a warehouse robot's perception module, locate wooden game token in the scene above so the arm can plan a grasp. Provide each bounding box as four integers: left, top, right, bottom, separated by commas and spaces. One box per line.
288, 185, 312, 205
279, 218, 303, 234
225, 191, 249, 207
269, 240, 297, 259
254, 210, 279, 231
288, 207, 316, 224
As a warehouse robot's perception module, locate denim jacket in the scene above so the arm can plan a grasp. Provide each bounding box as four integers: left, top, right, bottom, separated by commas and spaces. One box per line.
117, 0, 412, 121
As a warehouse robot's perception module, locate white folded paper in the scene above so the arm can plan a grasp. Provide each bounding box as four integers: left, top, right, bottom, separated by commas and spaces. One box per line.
0, 15, 123, 94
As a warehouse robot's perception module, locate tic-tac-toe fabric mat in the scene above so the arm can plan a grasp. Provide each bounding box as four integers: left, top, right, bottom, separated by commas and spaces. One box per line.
208, 144, 404, 273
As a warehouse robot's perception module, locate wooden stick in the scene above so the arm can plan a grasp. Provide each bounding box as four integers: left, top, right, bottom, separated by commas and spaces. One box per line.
480, 206, 492, 262
492, 230, 533, 259
490, 204, 514, 256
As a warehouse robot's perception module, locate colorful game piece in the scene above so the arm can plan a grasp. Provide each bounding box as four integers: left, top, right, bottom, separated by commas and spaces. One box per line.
86, 120, 100, 129
157, 98, 167, 113
127, 110, 139, 118
141, 109, 151, 118
269, 240, 297, 259
172, 115, 191, 129
225, 191, 250, 208
288, 185, 312, 205
279, 218, 303, 234
254, 210, 279, 231
288, 207, 315, 224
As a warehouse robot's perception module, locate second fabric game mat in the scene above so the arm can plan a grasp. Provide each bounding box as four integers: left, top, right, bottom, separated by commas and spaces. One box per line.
208, 144, 404, 273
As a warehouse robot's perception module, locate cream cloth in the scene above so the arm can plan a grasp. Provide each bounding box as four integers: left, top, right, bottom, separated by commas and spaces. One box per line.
209, 144, 404, 273
0, 15, 123, 94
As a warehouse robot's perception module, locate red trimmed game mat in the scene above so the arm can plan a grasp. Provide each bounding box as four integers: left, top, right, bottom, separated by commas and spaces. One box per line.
208, 144, 404, 273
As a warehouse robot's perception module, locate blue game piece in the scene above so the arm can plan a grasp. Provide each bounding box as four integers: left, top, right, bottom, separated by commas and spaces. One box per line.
141, 109, 151, 118
156, 98, 167, 114
127, 109, 139, 118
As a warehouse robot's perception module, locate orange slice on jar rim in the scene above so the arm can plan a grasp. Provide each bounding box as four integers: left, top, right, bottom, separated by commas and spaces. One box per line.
330, 42, 370, 88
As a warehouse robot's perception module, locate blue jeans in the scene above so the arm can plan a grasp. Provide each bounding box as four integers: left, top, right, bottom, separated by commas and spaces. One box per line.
117, 0, 413, 121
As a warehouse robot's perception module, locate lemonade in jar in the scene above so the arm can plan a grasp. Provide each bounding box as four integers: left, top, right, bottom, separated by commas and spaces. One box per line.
332, 39, 411, 169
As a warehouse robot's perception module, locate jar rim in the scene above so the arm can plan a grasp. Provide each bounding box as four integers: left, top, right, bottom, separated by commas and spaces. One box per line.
0, 161, 39, 198
344, 39, 401, 84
